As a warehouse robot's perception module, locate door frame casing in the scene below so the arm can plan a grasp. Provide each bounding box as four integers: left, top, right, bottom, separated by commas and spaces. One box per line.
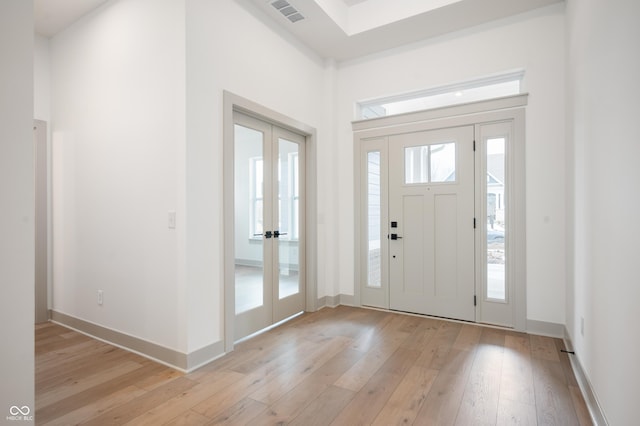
353, 94, 527, 331
223, 91, 318, 352
34, 119, 49, 323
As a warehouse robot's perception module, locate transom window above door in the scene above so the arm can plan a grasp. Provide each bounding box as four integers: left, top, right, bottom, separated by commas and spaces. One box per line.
357, 70, 524, 120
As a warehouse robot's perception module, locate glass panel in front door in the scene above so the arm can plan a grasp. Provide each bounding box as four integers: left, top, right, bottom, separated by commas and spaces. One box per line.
404, 142, 456, 184
430, 142, 456, 182
234, 124, 264, 313
277, 138, 300, 300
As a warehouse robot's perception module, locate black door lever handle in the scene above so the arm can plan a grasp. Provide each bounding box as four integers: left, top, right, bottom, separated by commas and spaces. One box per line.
390, 233, 402, 240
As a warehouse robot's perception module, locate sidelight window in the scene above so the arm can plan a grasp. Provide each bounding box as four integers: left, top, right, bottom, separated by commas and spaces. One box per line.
367, 151, 382, 288
486, 137, 506, 301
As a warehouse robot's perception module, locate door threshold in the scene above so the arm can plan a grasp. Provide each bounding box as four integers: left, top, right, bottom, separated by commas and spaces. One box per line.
234, 311, 304, 345
360, 305, 514, 332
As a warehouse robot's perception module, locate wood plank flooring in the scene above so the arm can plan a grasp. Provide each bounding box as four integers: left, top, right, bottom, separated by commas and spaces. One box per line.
35, 306, 592, 425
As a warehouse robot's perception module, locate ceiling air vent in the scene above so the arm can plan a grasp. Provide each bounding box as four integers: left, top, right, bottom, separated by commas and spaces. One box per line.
270, 0, 305, 23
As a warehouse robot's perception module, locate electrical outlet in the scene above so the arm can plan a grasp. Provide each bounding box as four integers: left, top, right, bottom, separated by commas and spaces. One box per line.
580, 317, 584, 336
97, 290, 103, 306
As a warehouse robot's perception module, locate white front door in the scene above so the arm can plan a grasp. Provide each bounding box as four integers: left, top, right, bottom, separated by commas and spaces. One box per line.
357, 99, 528, 330
387, 126, 476, 321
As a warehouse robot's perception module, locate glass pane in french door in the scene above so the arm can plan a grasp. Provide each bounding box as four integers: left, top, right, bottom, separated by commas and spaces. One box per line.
277, 138, 300, 299
234, 124, 264, 313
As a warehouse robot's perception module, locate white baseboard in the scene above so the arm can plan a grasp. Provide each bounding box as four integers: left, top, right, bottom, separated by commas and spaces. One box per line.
526, 319, 565, 338
185, 341, 225, 372
316, 295, 337, 308
50, 310, 224, 372
317, 294, 355, 308
339, 294, 355, 306
563, 328, 609, 426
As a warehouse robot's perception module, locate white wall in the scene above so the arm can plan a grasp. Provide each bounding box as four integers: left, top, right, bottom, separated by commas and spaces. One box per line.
184, 0, 330, 351
335, 4, 567, 325
34, 34, 51, 122
0, 0, 34, 420
46, 0, 596, 373
50, 0, 187, 352
566, 0, 640, 423
48, 0, 333, 359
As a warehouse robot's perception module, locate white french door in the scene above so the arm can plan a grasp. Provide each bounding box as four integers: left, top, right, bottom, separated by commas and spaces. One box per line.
233, 112, 305, 341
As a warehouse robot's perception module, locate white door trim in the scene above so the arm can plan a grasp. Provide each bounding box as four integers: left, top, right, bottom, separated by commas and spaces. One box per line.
353, 95, 527, 331
223, 91, 318, 352
34, 119, 49, 323
352, 94, 528, 132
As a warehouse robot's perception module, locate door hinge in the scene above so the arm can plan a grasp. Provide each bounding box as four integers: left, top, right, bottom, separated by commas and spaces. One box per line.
474, 295, 477, 306
473, 218, 476, 229
473, 140, 476, 151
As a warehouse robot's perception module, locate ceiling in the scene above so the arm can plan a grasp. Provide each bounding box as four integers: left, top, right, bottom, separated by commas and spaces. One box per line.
34, 0, 110, 38
34, 0, 563, 61
250, 0, 563, 61
342, 0, 369, 6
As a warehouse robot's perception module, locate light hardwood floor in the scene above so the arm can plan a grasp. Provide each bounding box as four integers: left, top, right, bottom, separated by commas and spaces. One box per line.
35, 306, 592, 425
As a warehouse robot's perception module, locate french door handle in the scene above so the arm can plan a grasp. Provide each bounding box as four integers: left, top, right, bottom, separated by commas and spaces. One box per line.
274, 230, 287, 238
390, 233, 402, 240
254, 231, 273, 238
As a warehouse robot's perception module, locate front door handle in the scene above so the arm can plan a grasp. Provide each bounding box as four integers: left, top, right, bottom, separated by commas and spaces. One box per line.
390, 233, 402, 240
274, 230, 287, 238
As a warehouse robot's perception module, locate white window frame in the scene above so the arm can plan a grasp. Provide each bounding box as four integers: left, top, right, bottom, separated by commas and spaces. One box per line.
357, 70, 525, 120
